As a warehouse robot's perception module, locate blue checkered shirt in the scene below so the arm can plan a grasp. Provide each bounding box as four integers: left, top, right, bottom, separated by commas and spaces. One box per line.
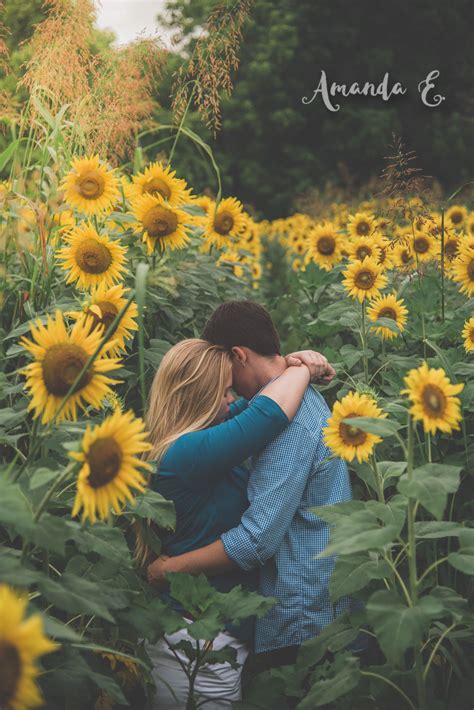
221, 386, 352, 653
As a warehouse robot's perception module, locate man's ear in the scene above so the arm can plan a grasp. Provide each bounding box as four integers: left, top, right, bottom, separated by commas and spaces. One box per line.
231, 346, 247, 365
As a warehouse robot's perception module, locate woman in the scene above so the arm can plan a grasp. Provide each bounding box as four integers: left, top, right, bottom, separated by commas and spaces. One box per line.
141, 338, 327, 709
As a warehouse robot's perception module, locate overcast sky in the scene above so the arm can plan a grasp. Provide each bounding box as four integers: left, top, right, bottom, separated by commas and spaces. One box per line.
96, 0, 173, 47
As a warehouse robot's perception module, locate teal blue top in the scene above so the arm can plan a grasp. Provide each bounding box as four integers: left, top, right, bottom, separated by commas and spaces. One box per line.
151, 394, 289, 633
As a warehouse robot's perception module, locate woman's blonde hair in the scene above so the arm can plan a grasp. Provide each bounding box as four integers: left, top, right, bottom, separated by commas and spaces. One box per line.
134, 339, 232, 566
144, 338, 233, 465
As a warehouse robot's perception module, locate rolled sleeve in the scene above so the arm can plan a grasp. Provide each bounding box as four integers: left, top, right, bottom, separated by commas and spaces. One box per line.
221, 421, 315, 570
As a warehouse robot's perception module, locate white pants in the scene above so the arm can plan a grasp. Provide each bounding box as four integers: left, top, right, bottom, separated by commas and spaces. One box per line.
146, 623, 249, 709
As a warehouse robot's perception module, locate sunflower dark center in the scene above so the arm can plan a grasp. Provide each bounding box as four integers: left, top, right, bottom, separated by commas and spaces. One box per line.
42, 343, 92, 396
356, 221, 370, 236
87, 301, 119, 332
378, 307, 396, 320
451, 211, 463, 225
356, 245, 372, 260
413, 237, 429, 254
468, 259, 474, 281
296, 243, 305, 254
355, 269, 376, 289
143, 206, 177, 238
77, 171, 105, 200
470, 327, 474, 343
422, 384, 446, 416
401, 249, 411, 264
143, 177, 171, 200
75, 238, 112, 274
317, 236, 336, 255
214, 211, 235, 236
445, 239, 459, 259
339, 415, 367, 446
87, 437, 123, 488
0, 641, 21, 706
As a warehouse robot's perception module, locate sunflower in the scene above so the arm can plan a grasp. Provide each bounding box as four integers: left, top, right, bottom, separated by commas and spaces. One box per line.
367, 292, 408, 340
347, 236, 381, 263
71, 409, 153, 524
127, 162, 192, 207
443, 232, 461, 264
451, 241, 474, 296
193, 195, 215, 224
462, 317, 474, 353
56, 224, 128, 291
377, 238, 395, 269
324, 391, 386, 462
252, 261, 262, 282
291, 257, 304, 272
308, 223, 342, 271
445, 205, 468, 231
203, 197, 246, 249
342, 256, 387, 302
411, 230, 437, 262
238, 218, 262, 257
393, 241, 416, 271
466, 212, 474, 237
0, 585, 57, 710
401, 362, 464, 435
291, 238, 307, 257
130, 193, 191, 255
20, 310, 122, 424
61, 155, 119, 216
347, 211, 377, 239
68, 283, 139, 356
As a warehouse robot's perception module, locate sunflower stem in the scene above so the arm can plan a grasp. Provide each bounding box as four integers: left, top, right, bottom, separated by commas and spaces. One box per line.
135, 263, 150, 416
360, 302, 369, 383
406, 414, 427, 710
426, 431, 432, 463
370, 453, 385, 504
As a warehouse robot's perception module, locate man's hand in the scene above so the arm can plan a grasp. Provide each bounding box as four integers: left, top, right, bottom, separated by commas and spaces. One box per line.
285, 350, 336, 383
147, 554, 171, 587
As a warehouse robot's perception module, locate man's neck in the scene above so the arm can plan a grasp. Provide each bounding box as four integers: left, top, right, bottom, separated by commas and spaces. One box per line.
253, 354, 287, 392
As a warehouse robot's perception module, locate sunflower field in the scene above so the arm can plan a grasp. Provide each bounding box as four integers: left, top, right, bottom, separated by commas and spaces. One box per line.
1, 1, 473, 709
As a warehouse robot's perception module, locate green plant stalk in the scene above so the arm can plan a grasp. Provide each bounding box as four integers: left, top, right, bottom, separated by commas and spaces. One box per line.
33, 462, 77, 523
406, 415, 427, 710
410, 222, 428, 359
426, 431, 432, 463
440, 207, 445, 323
370, 454, 385, 504
417, 556, 449, 585
135, 263, 149, 416
169, 81, 197, 164
360, 302, 369, 383
360, 671, 416, 710
422, 623, 456, 681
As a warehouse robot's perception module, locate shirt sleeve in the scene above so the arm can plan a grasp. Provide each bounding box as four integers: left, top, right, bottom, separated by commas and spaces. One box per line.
221, 421, 316, 570
228, 398, 248, 418
166, 395, 289, 490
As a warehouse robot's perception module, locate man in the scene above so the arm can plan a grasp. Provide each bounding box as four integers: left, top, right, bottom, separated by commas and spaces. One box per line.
148, 300, 352, 669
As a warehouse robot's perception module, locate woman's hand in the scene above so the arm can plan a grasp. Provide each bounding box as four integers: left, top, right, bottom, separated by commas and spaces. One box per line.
147, 554, 171, 587
285, 350, 336, 383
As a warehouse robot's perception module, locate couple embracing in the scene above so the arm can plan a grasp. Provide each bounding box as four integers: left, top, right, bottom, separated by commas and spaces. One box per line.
141, 300, 353, 708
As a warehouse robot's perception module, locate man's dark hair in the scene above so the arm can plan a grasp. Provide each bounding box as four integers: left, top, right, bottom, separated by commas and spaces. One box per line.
203, 300, 281, 356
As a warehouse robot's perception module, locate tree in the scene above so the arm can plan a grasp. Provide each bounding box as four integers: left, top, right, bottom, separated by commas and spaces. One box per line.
158, 0, 474, 217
